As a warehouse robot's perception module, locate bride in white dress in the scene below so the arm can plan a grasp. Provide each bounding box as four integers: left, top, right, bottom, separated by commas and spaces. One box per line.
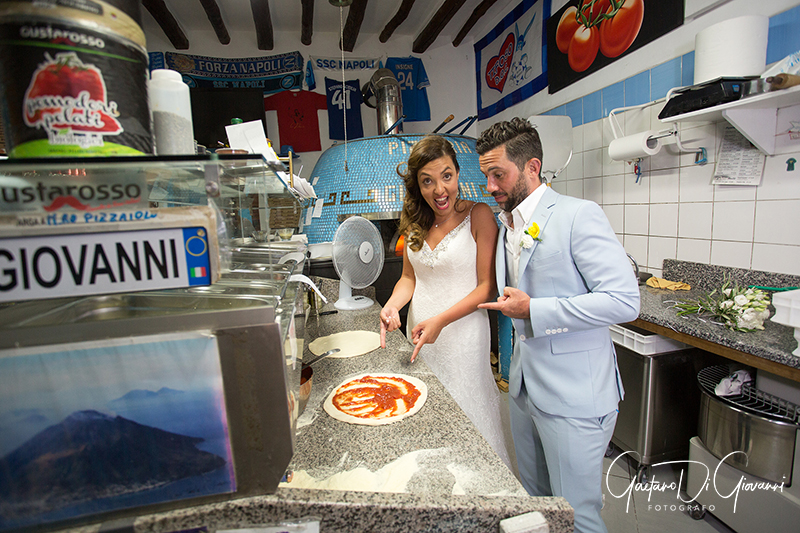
379, 135, 511, 468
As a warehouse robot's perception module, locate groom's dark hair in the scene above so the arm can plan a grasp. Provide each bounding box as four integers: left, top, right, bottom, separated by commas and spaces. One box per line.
476, 117, 543, 177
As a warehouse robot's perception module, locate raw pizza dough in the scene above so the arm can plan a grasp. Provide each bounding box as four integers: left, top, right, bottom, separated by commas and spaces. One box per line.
308, 331, 381, 358
324, 373, 428, 426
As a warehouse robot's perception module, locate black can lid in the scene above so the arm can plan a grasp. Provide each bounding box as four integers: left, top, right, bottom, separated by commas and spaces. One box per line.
3, 0, 147, 46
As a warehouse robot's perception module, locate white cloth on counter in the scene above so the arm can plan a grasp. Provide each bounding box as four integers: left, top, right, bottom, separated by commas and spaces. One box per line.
715, 369, 753, 397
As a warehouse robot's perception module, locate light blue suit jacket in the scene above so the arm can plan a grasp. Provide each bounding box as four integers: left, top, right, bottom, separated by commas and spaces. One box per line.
496, 187, 640, 418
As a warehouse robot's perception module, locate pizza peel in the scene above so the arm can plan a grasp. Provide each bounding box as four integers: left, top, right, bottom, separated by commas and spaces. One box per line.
303, 348, 340, 367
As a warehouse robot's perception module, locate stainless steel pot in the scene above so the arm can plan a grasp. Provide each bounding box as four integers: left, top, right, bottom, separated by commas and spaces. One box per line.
362, 69, 403, 135
697, 368, 799, 484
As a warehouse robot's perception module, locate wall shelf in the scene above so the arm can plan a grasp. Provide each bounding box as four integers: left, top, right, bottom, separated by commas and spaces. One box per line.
659, 84, 800, 156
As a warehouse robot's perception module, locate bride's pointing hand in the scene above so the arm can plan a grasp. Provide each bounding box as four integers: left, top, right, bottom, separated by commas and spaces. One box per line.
380, 306, 401, 348
409, 316, 445, 363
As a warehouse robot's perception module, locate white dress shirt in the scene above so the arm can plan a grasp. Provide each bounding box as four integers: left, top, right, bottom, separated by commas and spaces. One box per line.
498, 183, 547, 288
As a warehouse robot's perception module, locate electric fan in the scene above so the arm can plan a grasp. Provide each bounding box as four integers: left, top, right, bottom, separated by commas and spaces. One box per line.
332, 216, 384, 310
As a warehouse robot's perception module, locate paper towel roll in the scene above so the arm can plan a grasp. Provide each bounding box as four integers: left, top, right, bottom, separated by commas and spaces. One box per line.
694, 15, 768, 85
608, 131, 661, 161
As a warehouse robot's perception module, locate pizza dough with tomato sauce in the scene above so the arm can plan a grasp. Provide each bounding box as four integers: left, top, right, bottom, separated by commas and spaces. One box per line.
324, 373, 428, 426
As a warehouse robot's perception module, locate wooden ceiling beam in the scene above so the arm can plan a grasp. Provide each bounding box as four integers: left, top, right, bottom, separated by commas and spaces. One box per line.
198, 0, 230, 45
413, 0, 467, 54
249, 0, 274, 50
452, 0, 498, 47
341, 0, 368, 52
142, 0, 189, 50
380, 0, 415, 43
301, 0, 314, 46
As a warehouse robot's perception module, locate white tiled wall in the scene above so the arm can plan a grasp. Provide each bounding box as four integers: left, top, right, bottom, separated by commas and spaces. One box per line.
551, 105, 800, 278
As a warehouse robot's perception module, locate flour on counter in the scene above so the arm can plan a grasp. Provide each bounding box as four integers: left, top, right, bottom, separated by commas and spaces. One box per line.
447, 463, 476, 495
489, 487, 531, 497
296, 407, 319, 430
446, 463, 529, 497
283, 449, 529, 496
281, 449, 436, 493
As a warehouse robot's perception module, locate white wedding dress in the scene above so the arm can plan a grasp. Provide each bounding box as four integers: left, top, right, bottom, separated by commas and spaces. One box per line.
406, 209, 511, 468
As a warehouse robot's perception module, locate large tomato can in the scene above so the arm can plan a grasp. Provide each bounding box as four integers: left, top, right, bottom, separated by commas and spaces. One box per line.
0, 0, 153, 157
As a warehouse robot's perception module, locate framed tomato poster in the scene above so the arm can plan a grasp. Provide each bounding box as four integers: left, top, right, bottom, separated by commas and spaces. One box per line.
475, 0, 551, 120
547, 0, 684, 93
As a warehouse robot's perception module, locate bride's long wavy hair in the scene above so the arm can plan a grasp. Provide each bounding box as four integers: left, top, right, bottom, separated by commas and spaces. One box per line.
397, 135, 462, 252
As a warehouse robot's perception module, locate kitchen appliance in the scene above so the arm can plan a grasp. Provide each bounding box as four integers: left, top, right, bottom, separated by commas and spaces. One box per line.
611, 324, 724, 482
687, 365, 800, 531
658, 77, 757, 120
0, 288, 300, 531
332, 215, 384, 310
362, 69, 403, 135
0, 154, 307, 530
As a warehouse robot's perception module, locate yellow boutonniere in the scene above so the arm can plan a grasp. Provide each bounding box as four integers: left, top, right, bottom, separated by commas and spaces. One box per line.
520, 222, 542, 249
526, 222, 542, 240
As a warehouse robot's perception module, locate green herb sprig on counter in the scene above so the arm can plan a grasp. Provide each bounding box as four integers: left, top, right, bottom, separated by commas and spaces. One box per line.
672, 277, 771, 332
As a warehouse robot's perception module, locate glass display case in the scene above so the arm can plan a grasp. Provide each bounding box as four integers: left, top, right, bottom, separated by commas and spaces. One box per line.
0, 155, 309, 531
0, 153, 303, 240
146, 154, 305, 242
0, 154, 307, 303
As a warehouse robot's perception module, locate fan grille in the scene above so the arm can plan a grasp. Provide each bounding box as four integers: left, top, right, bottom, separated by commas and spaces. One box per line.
332, 217, 384, 289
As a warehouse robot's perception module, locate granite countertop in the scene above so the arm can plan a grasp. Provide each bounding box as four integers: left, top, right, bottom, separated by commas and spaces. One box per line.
272, 277, 572, 531
79, 277, 574, 533
634, 260, 800, 371
287, 299, 522, 497
636, 285, 798, 368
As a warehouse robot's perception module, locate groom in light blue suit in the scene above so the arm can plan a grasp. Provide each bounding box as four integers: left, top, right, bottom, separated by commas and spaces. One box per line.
477, 118, 640, 533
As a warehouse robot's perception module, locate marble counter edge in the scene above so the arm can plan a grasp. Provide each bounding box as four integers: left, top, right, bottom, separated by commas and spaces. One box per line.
128, 490, 572, 533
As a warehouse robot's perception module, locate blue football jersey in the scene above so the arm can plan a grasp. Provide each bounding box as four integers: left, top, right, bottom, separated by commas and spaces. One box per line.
325, 77, 364, 140
386, 56, 431, 122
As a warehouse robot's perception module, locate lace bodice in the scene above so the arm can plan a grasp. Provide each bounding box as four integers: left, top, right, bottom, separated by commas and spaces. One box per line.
417, 213, 472, 269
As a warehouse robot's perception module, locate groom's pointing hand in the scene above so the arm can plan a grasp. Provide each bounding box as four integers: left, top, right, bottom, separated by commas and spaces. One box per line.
478, 286, 531, 319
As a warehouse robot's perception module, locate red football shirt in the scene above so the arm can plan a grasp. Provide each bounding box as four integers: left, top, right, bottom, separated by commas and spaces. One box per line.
263, 90, 328, 153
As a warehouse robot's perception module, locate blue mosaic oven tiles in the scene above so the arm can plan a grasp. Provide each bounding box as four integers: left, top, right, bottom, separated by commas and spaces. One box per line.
305, 134, 496, 243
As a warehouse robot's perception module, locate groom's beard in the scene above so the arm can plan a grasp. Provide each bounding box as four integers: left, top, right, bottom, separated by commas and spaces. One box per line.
493, 177, 531, 213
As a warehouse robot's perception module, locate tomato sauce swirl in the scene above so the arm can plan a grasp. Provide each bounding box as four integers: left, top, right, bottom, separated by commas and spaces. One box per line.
332, 375, 421, 419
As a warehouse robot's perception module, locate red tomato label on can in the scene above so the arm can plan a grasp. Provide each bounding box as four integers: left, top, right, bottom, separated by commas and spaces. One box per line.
24, 52, 124, 139
0, 17, 153, 157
